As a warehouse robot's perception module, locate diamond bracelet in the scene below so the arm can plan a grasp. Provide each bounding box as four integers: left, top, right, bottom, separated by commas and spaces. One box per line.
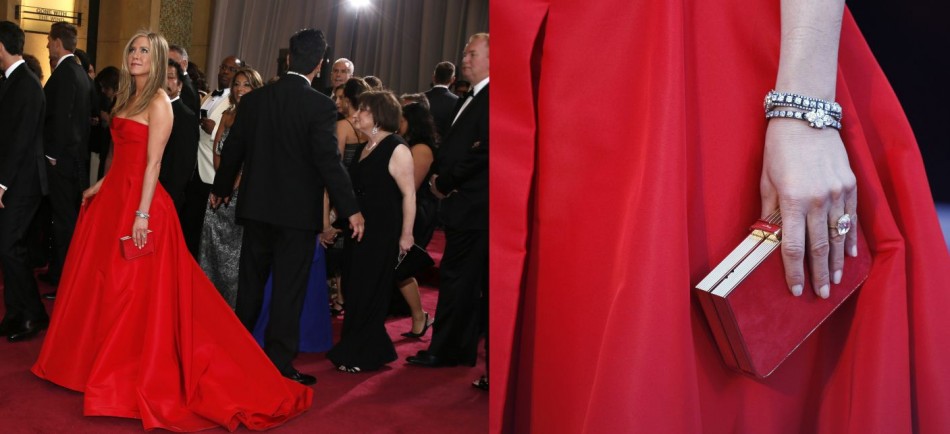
135, 210, 150, 219
764, 90, 842, 120
765, 109, 842, 130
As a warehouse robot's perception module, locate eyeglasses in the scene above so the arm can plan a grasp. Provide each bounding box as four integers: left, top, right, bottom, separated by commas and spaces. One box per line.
219, 65, 238, 73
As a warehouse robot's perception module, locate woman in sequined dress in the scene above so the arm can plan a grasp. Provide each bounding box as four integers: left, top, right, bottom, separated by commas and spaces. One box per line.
198, 67, 263, 307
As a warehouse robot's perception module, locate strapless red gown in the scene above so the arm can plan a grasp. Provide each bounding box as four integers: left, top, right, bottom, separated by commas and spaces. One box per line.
492, 2, 950, 434
32, 117, 312, 431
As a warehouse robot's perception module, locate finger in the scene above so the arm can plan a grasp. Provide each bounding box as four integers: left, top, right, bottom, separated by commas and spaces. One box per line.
778, 203, 806, 297
844, 188, 858, 258
827, 207, 846, 286
806, 208, 832, 299
760, 176, 779, 219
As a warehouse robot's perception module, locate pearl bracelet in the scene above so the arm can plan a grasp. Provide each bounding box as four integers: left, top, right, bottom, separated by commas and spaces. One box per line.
135, 210, 150, 219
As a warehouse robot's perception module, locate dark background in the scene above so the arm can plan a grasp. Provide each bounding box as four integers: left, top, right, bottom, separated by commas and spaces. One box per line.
849, 0, 950, 202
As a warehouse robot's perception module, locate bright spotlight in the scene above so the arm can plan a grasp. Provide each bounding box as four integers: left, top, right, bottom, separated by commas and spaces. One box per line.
350, 0, 371, 9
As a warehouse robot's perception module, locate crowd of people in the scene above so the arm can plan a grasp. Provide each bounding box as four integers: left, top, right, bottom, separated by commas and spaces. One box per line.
0, 19, 487, 431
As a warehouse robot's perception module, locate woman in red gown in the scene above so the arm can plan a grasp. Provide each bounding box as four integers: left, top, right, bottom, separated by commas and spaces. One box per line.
31, 31, 312, 432
492, 0, 950, 432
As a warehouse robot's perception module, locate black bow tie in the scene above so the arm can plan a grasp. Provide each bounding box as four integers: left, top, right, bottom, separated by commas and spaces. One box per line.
211, 89, 224, 97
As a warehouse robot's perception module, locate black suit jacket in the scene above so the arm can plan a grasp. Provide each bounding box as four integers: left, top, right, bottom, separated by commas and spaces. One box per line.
424, 86, 459, 141
43, 55, 91, 174
180, 74, 201, 117
0, 63, 47, 198
159, 98, 199, 207
434, 83, 488, 231
213, 75, 359, 231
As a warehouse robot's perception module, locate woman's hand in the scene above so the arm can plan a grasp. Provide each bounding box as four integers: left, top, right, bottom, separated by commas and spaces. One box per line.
81, 182, 102, 207
319, 227, 341, 248
398, 233, 414, 256
760, 119, 858, 299
132, 216, 150, 249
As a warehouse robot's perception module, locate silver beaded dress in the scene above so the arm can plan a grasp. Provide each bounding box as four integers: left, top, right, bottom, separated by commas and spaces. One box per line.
198, 128, 243, 308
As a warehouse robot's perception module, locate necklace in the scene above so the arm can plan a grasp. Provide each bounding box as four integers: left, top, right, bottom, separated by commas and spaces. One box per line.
365, 132, 390, 152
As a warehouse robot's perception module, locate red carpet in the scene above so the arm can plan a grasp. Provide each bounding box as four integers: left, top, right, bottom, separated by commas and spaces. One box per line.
0, 231, 486, 433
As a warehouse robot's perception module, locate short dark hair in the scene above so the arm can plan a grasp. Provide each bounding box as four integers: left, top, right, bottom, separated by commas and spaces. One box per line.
74, 48, 92, 72
0, 21, 25, 55
433, 61, 455, 84
95, 66, 120, 92
358, 90, 402, 133
343, 77, 370, 110
23, 53, 42, 79
399, 93, 430, 111
50, 22, 78, 52
167, 59, 184, 84
363, 75, 383, 90
288, 29, 327, 74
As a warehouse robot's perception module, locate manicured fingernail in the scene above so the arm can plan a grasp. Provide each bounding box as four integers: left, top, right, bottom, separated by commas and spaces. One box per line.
833, 270, 842, 285
849, 245, 857, 257
819, 284, 830, 299
791, 285, 803, 297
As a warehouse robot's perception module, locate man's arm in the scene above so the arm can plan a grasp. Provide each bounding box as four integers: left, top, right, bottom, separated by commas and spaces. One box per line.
210, 96, 250, 206
0, 81, 45, 200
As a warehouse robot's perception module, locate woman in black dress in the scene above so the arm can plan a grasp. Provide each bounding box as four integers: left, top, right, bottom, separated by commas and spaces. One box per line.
327, 90, 416, 373
393, 102, 438, 337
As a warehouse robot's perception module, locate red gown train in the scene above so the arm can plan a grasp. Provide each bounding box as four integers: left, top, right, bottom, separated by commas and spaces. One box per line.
32, 117, 312, 431
492, 2, 950, 433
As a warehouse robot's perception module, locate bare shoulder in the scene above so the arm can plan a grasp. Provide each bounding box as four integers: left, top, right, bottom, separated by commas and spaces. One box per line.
145, 89, 173, 126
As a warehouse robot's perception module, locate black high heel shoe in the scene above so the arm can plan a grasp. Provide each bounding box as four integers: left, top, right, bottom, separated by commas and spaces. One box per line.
401, 312, 432, 338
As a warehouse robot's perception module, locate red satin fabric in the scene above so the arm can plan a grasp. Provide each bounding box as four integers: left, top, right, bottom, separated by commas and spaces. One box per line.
491, 2, 950, 433
32, 118, 312, 431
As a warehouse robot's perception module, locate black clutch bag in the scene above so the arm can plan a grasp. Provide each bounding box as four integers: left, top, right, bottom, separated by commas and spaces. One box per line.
394, 244, 435, 281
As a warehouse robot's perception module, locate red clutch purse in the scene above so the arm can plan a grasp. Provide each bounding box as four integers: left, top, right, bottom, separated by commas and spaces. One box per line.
694, 211, 871, 378
120, 231, 155, 260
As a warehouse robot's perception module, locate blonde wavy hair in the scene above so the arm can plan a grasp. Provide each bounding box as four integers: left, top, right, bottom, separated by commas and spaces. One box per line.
112, 30, 168, 117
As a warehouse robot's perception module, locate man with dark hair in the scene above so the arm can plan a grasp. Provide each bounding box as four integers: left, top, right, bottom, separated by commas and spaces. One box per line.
159, 59, 198, 216
211, 29, 364, 386
42, 21, 91, 292
0, 21, 49, 341
181, 54, 243, 259
408, 34, 490, 385
168, 44, 200, 115
424, 61, 459, 141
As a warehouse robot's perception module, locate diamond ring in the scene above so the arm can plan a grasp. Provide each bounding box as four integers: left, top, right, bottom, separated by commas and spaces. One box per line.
830, 214, 853, 237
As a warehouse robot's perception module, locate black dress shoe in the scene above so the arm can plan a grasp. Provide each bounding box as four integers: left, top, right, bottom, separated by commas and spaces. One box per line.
7, 319, 49, 342
406, 352, 457, 368
42, 291, 57, 300
401, 312, 432, 338
282, 370, 317, 386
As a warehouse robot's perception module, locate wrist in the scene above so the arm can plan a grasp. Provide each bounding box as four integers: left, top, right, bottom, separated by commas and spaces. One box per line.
135, 210, 150, 219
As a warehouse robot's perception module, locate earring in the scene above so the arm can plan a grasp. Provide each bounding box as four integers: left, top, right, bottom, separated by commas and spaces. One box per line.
371, 125, 379, 136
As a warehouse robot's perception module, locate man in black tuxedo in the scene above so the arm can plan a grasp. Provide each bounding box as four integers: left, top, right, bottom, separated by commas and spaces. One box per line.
211, 29, 364, 386
0, 21, 50, 342
408, 33, 489, 372
42, 22, 91, 289
159, 60, 199, 216
168, 44, 200, 116
424, 61, 459, 142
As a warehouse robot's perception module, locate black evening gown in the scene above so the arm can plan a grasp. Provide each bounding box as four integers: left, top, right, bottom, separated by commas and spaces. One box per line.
327, 135, 404, 370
